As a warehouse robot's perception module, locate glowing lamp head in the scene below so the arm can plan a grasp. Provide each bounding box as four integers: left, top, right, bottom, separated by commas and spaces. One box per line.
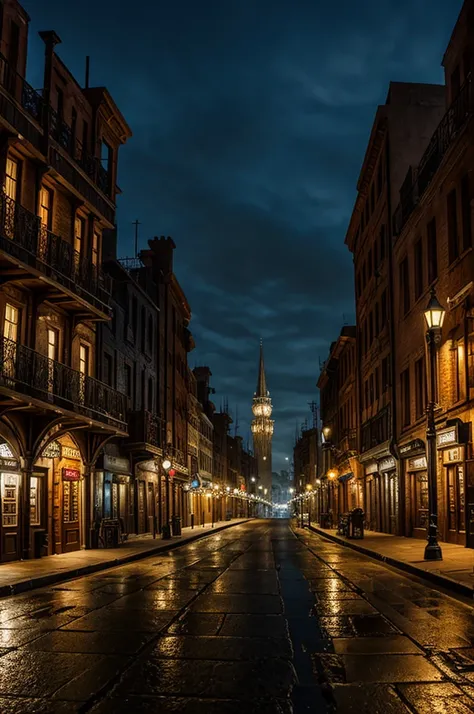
162, 459, 172, 471
327, 470, 337, 480
251, 477, 256, 483
424, 288, 446, 331
322, 426, 331, 440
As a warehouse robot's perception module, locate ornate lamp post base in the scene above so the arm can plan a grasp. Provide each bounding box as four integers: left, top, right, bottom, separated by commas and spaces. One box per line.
424, 539, 443, 561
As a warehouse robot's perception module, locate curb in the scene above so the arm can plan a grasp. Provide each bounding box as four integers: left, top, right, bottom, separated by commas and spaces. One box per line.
302, 523, 474, 599
0, 519, 252, 599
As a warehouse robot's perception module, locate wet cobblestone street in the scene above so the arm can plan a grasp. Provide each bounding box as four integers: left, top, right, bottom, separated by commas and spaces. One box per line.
0, 521, 473, 712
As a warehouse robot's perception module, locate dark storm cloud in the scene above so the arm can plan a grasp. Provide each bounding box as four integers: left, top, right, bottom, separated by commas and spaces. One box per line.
25, 0, 462, 468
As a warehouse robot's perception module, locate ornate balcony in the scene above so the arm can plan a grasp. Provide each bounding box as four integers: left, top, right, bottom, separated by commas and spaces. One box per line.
394, 77, 473, 236
0, 336, 127, 432
361, 406, 390, 454
127, 410, 163, 452
0, 54, 43, 149
0, 192, 112, 317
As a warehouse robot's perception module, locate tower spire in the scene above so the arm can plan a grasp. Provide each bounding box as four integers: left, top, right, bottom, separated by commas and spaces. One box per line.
256, 339, 268, 397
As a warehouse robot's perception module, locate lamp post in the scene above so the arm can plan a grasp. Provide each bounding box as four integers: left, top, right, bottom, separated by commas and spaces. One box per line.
423, 288, 445, 561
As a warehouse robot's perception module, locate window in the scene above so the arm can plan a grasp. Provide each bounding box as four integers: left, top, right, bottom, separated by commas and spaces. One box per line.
455, 338, 466, 403
399, 256, 410, 316
39, 186, 53, 230
401, 368, 411, 427
79, 344, 89, 376
427, 218, 438, 283
74, 216, 85, 257
447, 189, 458, 264
47, 328, 59, 361
4, 156, 19, 201
124, 363, 132, 400
414, 237, 423, 300
148, 377, 154, 411
101, 139, 113, 172
415, 357, 427, 419
92, 230, 100, 267
461, 174, 472, 252
104, 352, 113, 386
3, 302, 20, 343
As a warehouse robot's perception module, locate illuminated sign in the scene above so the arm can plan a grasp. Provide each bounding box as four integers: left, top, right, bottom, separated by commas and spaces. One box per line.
62, 446, 81, 460
0, 443, 14, 458
62, 468, 80, 482
407, 456, 427, 472
436, 428, 457, 449
378, 457, 396, 472
42, 441, 61, 459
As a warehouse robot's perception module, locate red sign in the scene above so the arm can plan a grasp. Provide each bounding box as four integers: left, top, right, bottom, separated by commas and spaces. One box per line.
62, 468, 80, 482
240, 484, 245, 491
169, 469, 176, 478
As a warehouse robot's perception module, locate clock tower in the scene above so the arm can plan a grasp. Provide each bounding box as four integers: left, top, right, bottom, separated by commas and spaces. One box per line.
251, 341, 274, 494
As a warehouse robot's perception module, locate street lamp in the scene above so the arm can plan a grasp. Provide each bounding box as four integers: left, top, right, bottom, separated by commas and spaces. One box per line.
322, 426, 331, 441
423, 287, 445, 561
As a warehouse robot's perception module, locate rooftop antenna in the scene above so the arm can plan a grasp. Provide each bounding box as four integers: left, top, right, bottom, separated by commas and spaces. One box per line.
133, 219, 141, 258
85, 56, 90, 89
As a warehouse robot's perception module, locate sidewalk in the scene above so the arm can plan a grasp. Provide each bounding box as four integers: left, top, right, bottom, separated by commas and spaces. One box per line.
0, 518, 251, 599
305, 523, 474, 598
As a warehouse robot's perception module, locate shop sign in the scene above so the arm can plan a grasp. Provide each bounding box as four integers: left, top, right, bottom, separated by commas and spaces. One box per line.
137, 460, 159, 473
62, 446, 81, 460
436, 427, 457, 449
42, 441, 61, 459
443, 446, 465, 465
378, 456, 396, 472
364, 461, 378, 476
338, 472, 353, 483
62, 468, 80, 481
399, 439, 425, 458
0, 457, 19, 471
104, 454, 130, 474
407, 456, 427, 472
114, 474, 130, 485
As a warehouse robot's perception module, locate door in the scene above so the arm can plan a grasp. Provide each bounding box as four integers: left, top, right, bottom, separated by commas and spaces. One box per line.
137, 480, 146, 533
3, 157, 19, 239
147, 482, 155, 533
0, 472, 20, 561
3, 303, 19, 379
411, 471, 428, 539
62, 477, 80, 552
446, 465, 466, 545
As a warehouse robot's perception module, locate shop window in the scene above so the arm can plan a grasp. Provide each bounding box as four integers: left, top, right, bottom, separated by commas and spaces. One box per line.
447, 189, 459, 264
447, 465, 465, 532
30, 476, 40, 526
455, 338, 467, 402
399, 256, 410, 316
92, 230, 100, 267
74, 216, 85, 258
461, 173, 472, 252
401, 368, 410, 426
427, 218, 438, 283
414, 356, 427, 419
414, 236, 423, 300
1, 472, 18, 526
414, 472, 428, 528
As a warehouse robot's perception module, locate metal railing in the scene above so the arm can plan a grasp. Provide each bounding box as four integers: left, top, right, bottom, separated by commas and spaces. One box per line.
360, 406, 390, 453
394, 77, 473, 236
0, 192, 111, 309
0, 54, 43, 124
0, 336, 127, 429
50, 107, 111, 196
128, 410, 163, 448
339, 428, 357, 454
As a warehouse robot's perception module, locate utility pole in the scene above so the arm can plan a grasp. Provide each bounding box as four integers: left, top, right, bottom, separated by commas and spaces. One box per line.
133, 219, 141, 258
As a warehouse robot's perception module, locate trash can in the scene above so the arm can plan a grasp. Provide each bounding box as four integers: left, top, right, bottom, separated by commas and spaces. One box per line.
33, 529, 48, 558
171, 515, 182, 536
162, 523, 171, 540
349, 508, 364, 539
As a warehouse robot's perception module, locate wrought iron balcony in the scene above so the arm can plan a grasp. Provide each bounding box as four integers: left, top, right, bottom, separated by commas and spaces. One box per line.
0, 54, 43, 125
361, 406, 390, 453
0, 336, 127, 431
0, 192, 111, 314
394, 77, 473, 236
338, 428, 358, 455
127, 410, 163, 450
50, 108, 111, 197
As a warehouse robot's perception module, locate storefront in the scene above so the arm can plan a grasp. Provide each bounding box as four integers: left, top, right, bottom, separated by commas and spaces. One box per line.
364, 462, 378, 531
0, 441, 22, 561
437, 423, 469, 547
135, 460, 159, 535
377, 456, 398, 535
399, 439, 427, 539
94, 452, 133, 536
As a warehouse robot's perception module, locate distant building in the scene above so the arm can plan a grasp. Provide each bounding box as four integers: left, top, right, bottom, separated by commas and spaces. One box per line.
251, 342, 274, 493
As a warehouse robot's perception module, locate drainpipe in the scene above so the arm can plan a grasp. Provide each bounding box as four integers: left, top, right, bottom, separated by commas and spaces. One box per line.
38, 31, 61, 158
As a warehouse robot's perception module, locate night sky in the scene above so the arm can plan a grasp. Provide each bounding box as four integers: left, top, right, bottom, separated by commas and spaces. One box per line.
26, 0, 461, 469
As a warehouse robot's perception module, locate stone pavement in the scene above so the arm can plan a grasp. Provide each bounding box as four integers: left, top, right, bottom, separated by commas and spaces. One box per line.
307, 522, 474, 597
0, 520, 471, 711
0, 518, 250, 597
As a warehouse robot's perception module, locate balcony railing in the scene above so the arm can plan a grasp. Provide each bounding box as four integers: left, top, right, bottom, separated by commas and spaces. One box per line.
361, 406, 390, 453
0, 54, 43, 125
127, 410, 163, 449
50, 108, 111, 197
0, 192, 111, 312
338, 428, 358, 455
0, 336, 127, 430
394, 77, 473, 236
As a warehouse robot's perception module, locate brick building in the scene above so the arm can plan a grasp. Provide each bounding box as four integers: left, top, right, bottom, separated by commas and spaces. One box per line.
0, 0, 130, 560
392, 0, 474, 548
344, 81, 445, 534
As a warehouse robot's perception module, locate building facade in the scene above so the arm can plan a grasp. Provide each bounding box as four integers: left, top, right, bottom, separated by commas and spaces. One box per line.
0, 0, 131, 560
251, 342, 273, 493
